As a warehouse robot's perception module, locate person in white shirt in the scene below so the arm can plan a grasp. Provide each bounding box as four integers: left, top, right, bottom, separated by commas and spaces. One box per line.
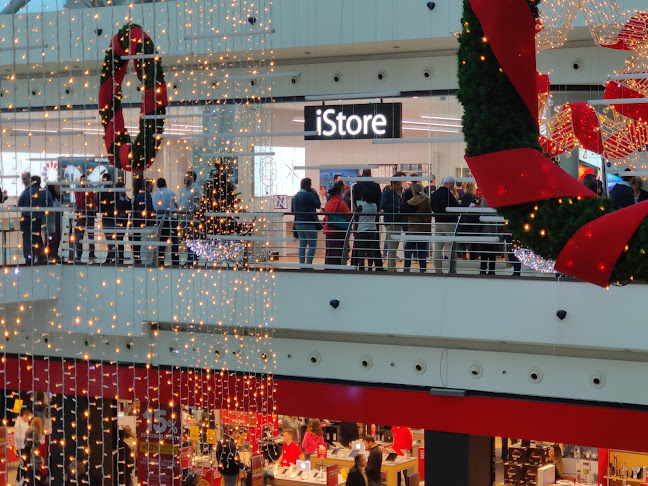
354, 190, 383, 271
178, 171, 202, 266
152, 178, 179, 267
14, 408, 32, 482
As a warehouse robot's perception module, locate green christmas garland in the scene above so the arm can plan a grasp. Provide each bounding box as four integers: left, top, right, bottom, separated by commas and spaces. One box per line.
457, 0, 648, 284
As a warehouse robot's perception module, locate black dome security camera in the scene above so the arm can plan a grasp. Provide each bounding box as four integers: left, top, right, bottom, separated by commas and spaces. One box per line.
426, 2, 436, 10
329, 299, 340, 309
556, 309, 567, 320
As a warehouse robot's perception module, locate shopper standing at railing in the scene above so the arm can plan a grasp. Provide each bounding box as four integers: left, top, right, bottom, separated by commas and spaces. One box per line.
381, 172, 405, 272
153, 178, 180, 267
99, 173, 118, 265
429, 176, 460, 274
400, 183, 432, 273
323, 181, 351, 266
18, 172, 34, 264
74, 175, 98, 263
350, 169, 382, 268
178, 171, 202, 266
132, 179, 155, 266
18, 174, 52, 265
46, 184, 63, 263
355, 190, 384, 271
291, 178, 321, 265
457, 182, 481, 261
423, 175, 437, 196
114, 182, 131, 265
401, 172, 419, 203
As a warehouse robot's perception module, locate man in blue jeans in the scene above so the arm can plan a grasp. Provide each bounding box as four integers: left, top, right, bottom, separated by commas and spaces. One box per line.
291, 178, 321, 265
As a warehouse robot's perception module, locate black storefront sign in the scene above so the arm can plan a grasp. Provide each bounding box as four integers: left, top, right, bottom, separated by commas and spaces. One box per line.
304, 103, 402, 140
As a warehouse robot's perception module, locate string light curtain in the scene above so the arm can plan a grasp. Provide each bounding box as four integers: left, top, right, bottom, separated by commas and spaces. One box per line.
0, 2, 276, 486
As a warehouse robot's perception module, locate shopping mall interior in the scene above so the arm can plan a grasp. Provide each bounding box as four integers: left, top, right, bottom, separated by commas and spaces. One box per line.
1, 1, 648, 486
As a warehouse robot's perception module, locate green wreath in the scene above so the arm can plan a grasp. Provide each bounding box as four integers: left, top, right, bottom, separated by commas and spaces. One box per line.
99, 23, 167, 171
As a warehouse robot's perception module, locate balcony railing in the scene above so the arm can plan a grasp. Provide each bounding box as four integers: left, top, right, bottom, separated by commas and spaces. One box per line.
0, 205, 558, 279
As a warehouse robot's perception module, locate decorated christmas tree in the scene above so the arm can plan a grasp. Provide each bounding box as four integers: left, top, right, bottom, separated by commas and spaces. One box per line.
185, 158, 254, 263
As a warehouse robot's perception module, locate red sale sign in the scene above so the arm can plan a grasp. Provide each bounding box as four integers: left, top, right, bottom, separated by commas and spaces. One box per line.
327, 464, 338, 486
137, 401, 181, 486
251, 455, 264, 486
317, 444, 327, 458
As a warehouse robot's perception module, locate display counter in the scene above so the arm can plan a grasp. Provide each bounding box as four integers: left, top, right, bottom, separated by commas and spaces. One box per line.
309, 449, 417, 486
267, 466, 345, 486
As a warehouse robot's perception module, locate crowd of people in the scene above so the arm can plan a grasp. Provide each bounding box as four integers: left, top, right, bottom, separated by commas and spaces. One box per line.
10, 170, 202, 267
292, 170, 521, 275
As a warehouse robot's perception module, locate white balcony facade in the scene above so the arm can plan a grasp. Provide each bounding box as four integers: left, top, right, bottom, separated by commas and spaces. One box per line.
0, 0, 647, 423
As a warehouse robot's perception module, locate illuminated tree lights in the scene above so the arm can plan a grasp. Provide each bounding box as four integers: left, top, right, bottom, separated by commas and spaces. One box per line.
186, 158, 254, 263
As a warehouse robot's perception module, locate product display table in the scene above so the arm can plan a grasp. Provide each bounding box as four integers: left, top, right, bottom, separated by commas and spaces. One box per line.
267, 466, 345, 486
310, 450, 417, 486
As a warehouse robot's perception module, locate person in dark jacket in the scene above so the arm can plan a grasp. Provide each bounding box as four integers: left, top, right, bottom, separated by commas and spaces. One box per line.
350, 170, 382, 266
18, 174, 51, 265
217, 427, 241, 486
400, 183, 432, 272
46, 184, 63, 263
99, 173, 118, 264
429, 176, 460, 274
457, 182, 481, 260
380, 173, 405, 272
339, 422, 360, 448
291, 178, 321, 265
346, 454, 368, 486
114, 182, 131, 264
610, 170, 634, 209
363, 436, 382, 486
401, 173, 419, 204
351, 170, 381, 210
117, 427, 134, 486
132, 178, 155, 265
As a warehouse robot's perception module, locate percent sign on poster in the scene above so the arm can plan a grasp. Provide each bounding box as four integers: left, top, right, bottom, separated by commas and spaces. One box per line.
142, 409, 179, 434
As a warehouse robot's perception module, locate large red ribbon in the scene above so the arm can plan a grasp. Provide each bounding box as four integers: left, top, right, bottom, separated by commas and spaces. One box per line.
555, 202, 648, 287
465, 149, 596, 208
469, 0, 538, 121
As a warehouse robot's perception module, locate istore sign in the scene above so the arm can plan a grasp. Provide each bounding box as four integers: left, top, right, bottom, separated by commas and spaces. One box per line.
304, 103, 402, 140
